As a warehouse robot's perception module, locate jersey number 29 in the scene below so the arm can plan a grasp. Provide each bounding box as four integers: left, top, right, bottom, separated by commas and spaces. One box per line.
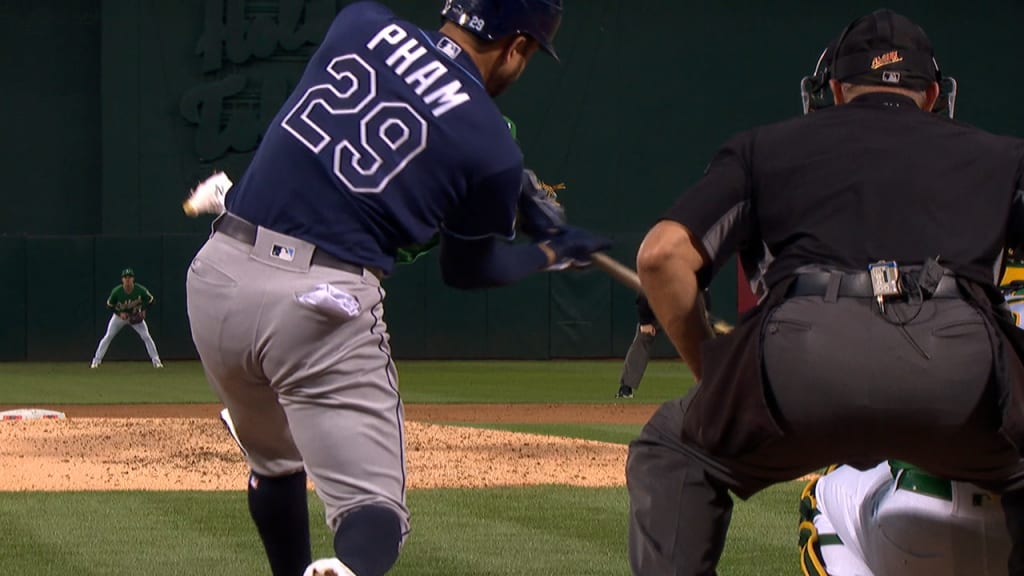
282, 54, 428, 194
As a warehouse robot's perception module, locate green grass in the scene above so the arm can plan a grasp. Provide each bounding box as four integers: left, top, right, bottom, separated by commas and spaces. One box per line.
0, 360, 805, 575
0, 360, 696, 405
0, 484, 804, 576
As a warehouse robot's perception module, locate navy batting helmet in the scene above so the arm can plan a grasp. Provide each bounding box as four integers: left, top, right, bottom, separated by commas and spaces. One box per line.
441, 0, 563, 61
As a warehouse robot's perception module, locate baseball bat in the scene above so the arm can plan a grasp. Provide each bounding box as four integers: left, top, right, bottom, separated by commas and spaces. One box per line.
591, 252, 643, 294
590, 252, 734, 334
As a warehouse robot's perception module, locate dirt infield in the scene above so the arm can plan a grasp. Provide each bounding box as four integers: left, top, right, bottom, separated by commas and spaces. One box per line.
0, 403, 657, 492
8, 403, 657, 423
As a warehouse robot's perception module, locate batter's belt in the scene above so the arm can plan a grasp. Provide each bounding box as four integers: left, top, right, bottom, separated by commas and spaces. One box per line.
213, 212, 381, 279
786, 271, 961, 299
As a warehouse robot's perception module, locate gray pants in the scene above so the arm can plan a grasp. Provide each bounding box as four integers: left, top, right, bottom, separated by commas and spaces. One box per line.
627, 296, 1024, 575
621, 325, 656, 390
186, 230, 408, 536
92, 314, 160, 362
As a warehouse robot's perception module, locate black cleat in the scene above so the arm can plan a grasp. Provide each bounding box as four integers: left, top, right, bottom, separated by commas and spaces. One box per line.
616, 385, 634, 399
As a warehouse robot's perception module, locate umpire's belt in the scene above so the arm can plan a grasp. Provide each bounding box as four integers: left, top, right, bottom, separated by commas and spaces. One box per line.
786, 272, 960, 299
213, 212, 374, 277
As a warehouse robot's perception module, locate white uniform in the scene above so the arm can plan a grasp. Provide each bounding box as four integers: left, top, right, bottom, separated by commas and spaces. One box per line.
801, 462, 1010, 576
90, 275, 162, 368
92, 314, 162, 367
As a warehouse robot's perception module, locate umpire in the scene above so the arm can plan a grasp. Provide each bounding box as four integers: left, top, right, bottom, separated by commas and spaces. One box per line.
626, 9, 1024, 576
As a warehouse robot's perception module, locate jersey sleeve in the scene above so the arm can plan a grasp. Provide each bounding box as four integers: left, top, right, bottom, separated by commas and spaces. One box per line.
662, 131, 755, 288
106, 286, 119, 308
442, 164, 521, 240
140, 285, 155, 305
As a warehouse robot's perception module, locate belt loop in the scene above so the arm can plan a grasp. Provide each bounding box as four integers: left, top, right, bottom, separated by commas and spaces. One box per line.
824, 271, 841, 303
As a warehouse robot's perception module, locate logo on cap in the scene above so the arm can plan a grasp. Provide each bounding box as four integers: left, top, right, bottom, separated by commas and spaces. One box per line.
871, 51, 904, 70
881, 71, 901, 84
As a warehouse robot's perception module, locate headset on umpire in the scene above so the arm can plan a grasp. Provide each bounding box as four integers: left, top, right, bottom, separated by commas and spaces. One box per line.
800, 13, 957, 118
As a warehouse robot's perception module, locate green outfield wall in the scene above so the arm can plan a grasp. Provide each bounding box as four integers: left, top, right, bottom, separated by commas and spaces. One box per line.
2, 1, 1021, 361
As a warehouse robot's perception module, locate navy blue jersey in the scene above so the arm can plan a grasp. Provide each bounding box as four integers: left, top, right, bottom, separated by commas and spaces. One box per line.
226, 1, 523, 275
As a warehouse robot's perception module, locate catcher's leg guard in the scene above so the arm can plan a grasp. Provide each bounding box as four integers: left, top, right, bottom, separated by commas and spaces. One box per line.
798, 472, 834, 576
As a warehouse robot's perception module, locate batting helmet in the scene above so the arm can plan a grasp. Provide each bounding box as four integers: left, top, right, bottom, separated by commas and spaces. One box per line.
440, 0, 563, 61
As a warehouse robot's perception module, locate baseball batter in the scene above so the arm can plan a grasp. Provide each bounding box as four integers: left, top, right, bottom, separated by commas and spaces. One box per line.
90, 268, 162, 368
185, 2, 608, 576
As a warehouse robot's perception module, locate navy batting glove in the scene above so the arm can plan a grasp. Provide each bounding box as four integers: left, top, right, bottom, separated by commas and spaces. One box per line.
545, 225, 612, 269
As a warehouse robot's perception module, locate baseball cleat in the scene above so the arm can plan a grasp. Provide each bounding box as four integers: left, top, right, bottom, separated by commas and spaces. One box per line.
183, 171, 233, 217
152, 360, 164, 368
615, 385, 634, 399
302, 558, 356, 576
90, 359, 100, 369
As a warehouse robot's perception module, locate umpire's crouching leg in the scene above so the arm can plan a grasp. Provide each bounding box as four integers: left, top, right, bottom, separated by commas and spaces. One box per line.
627, 397, 733, 576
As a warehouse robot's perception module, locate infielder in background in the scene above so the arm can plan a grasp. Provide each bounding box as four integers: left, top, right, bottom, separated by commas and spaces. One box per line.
90, 268, 162, 368
185, 2, 608, 576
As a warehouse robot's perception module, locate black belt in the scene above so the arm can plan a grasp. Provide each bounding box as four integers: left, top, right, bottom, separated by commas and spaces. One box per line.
213, 212, 373, 277
787, 271, 961, 299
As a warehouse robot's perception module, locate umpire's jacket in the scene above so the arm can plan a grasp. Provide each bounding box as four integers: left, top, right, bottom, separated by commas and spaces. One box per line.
663, 92, 1024, 465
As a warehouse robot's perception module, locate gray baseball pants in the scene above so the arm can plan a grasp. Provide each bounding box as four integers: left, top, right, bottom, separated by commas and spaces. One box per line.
186, 228, 408, 536
627, 296, 1024, 576
92, 314, 161, 363
621, 324, 656, 390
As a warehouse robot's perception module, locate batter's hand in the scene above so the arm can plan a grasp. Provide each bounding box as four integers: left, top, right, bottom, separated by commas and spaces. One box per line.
517, 168, 566, 240
544, 225, 612, 269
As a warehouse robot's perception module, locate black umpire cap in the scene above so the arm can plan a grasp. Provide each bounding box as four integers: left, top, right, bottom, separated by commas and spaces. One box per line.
832, 9, 939, 91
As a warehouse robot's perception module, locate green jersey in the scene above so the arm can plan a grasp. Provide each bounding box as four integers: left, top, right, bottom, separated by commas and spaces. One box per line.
107, 284, 154, 315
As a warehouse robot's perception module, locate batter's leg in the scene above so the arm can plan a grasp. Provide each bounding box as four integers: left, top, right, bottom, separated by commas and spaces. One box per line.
273, 283, 407, 576
620, 324, 655, 393
92, 314, 127, 366
187, 244, 312, 576
129, 320, 162, 366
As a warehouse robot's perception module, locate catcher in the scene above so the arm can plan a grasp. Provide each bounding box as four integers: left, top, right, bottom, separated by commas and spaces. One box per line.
90, 268, 163, 368
797, 274, 1024, 576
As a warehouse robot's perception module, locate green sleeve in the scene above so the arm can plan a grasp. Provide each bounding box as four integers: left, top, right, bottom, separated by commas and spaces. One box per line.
138, 285, 155, 306
106, 286, 120, 309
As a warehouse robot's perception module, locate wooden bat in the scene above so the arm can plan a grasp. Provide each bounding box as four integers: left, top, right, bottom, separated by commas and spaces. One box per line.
590, 252, 733, 334
591, 252, 643, 293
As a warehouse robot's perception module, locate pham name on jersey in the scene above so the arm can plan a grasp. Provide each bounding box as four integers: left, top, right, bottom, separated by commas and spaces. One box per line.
367, 24, 472, 117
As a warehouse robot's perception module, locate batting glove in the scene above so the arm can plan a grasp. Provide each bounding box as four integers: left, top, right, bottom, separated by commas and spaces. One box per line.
544, 225, 612, 269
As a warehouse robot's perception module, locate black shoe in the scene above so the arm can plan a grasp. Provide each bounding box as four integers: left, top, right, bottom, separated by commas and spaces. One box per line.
616, 385, 634, 399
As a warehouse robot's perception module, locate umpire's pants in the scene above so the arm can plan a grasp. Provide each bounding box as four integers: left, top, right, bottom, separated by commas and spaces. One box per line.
626, 296, 1024, 576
